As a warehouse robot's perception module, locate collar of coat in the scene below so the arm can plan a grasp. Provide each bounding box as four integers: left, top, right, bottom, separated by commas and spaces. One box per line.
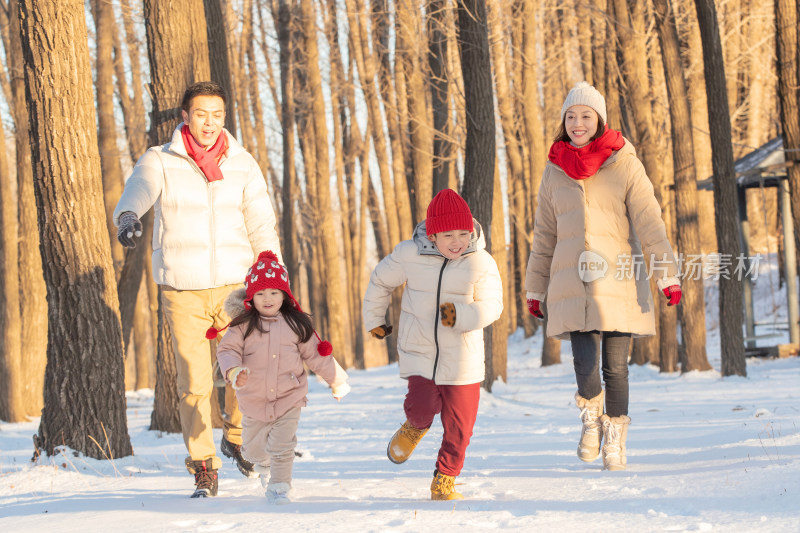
413, 218, 485, 258
167, 123, 247, 162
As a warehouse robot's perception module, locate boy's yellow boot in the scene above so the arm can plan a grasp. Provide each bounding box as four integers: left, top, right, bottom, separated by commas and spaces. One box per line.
387, 421, 429, 464
430, 470, 464, 501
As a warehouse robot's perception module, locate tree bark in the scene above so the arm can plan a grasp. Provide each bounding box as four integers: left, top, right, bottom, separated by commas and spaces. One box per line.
203, 0, 237, 134
91, 0, 126, 278
775, 0, 800, 281
693, 0, 746, 376
143, 0, 211, 431
298, 0, 352, 367
456, 0, 499, 390
4, 0, 46, 417
0, 112, 24, 422
653, 0, 711, 372
19, 0, 132, 458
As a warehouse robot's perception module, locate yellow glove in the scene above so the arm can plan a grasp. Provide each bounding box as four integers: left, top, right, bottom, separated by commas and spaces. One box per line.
369, 324, 393, 339
439, 303, 456, 327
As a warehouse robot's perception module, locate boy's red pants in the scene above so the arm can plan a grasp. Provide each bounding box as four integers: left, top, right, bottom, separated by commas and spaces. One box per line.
403, 375, 480, 477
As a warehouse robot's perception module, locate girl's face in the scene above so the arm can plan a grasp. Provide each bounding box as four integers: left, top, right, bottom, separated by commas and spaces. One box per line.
428, 230, 472, 260
252, 289, 284, 317
564, 105, 599, 147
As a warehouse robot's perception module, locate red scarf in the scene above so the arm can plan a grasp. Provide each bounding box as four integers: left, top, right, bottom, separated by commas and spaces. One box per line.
548, 127, 625, 180
181, 125, 229, 182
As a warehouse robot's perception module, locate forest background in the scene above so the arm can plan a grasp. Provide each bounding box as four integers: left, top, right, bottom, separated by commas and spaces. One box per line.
0, 0, 798, 462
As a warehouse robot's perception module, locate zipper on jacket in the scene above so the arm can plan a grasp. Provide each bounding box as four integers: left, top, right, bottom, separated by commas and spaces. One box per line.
431, 258, 449, 381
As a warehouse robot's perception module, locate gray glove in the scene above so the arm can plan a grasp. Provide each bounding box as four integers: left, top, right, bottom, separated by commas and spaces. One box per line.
117, 211, 142, 248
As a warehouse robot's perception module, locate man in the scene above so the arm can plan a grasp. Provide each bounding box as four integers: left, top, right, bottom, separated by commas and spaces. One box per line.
114, 81, 282, 498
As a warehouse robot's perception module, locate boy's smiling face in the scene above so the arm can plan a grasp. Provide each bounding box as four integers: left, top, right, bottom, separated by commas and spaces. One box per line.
428, 230, 471, 259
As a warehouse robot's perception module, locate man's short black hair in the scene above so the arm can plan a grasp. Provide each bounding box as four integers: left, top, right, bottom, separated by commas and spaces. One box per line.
181, 81, 227, 112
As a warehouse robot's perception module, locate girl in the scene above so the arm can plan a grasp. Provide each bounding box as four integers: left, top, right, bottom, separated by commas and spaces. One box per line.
525, 82, 681, 471
212, 250, 350, 503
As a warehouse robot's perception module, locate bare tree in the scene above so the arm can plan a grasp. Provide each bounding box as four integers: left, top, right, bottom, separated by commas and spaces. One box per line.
19, 0, 132, 458
143, 0, 212, 431
653, 0, 711, 372
456, 0, 503, 389
0, 114, 24, 422
775, 0, 800, 267
1, 0, 47, 417
693, 0, 746, 376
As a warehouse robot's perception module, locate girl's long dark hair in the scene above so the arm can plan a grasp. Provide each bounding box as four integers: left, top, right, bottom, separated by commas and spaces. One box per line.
229, 294, 315, 342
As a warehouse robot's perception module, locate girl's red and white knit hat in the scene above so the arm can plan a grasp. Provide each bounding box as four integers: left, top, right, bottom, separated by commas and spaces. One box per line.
205, 250, 332, 356
243, 250, 300, 311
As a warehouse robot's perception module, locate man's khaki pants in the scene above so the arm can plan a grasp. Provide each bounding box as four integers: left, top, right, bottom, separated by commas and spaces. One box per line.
160, 284, 244, 472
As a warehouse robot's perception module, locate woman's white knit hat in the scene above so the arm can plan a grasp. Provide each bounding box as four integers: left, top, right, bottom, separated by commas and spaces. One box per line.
561, 81, 607, 123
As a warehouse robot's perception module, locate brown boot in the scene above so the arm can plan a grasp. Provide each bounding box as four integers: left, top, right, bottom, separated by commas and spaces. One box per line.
575, 390, 604, 462
430, 470, 464, 501
387, 420, 429, 464
600, 414, 630, 471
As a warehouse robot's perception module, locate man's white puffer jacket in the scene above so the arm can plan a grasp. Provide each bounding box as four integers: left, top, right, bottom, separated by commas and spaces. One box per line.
113, 125, 281, 290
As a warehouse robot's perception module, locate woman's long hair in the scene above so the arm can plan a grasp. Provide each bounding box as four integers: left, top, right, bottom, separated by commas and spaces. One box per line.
229, 292, 315, 342
553, 114, 606, 144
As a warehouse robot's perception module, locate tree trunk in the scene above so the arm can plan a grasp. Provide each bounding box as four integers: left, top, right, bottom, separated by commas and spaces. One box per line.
345, 0, 402, 246
91, 0, 126, 278
143, 0, 211, 430
298, 0, 352, 367
456, 0, 498, 390
428, 0, 455, 194
133, 275, 155, 389
150, 291, 180, 432
3, 0, 47, 418
693, 0, 746, 376
274, 0, 299, 284
679, 0, 717, 253
19, 0, 132, 458
775, 0, 800, 281
653, 0, 711, 372
397, 0, 433, 219
0, 114, 24, 422
203, 0, 237, 134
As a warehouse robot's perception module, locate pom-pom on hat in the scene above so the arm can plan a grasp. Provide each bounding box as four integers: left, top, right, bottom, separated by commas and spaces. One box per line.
560, 81, 607, 123
425, 188, 474, 236
204, 250, 333, 356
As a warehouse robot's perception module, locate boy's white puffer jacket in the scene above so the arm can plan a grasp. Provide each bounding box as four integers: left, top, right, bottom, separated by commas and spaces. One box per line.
113, 125, 281, 290
363, 220, 503, 385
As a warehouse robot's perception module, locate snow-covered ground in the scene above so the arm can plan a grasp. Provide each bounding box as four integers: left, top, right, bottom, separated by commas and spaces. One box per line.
1, 261, 799, 532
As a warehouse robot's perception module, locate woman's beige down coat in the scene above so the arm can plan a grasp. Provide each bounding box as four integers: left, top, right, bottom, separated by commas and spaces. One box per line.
113, 125, 282, 290
216, 312, 348, 423
363, 221, 503, 385
525, 139, 679, 340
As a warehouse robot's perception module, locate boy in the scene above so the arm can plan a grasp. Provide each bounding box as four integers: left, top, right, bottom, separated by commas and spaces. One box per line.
363, 188, 503, 500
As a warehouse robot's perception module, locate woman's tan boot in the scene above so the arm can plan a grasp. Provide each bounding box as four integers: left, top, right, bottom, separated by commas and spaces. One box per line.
575, 390, 604, 462
600, 414, 630, 470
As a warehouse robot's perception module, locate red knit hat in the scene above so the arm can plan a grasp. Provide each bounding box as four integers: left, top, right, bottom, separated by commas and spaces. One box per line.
243, 250, 299, 311
205, 250, 332, 356
425, 188, 474, 236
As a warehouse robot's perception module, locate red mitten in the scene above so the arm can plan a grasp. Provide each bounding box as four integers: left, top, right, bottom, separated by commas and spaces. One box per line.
527, 298, 544, 319
662, 285, 681, 306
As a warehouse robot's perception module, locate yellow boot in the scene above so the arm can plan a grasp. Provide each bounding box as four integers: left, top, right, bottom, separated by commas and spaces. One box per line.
387, 421, 429, 464
430, 470, 464, 501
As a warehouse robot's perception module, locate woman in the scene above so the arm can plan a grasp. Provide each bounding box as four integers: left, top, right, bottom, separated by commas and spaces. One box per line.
526, 82, 681, 470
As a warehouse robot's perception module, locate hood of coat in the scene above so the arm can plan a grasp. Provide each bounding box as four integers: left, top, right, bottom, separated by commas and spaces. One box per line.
412, 218, 486, 257
225, 287, 248, 319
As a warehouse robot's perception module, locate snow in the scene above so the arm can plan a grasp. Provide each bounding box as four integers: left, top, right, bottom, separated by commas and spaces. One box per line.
1, 262, 799, 532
